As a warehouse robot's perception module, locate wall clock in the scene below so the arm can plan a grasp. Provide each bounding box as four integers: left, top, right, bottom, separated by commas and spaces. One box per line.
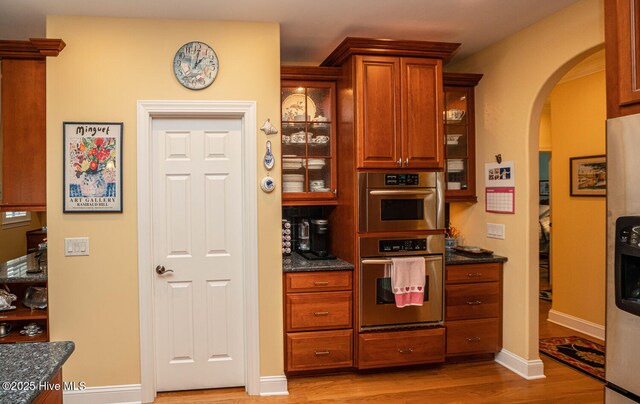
173, 41, 219, 90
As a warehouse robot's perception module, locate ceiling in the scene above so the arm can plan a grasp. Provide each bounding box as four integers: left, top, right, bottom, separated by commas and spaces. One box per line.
0, 0, 580, 65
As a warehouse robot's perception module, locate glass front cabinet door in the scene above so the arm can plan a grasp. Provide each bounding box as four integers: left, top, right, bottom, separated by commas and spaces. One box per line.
443, 73, 483, 202
281, 79, 337, 205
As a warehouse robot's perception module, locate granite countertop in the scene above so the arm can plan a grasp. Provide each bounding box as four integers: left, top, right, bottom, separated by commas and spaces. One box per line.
0, 341, 75, 404
283, 252, 355, 273
0, 253, 47, 283
445, 251, 508, 265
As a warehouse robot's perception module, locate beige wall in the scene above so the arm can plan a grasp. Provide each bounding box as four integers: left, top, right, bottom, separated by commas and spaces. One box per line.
448, 0, 604, 360
539, 104, 551, 152
549, 70, 606, 325
46, 17, 282, 386
0, 212, 45, 263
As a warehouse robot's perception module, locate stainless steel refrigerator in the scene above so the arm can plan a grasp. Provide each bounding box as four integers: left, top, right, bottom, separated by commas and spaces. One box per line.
606, 114, 640, 403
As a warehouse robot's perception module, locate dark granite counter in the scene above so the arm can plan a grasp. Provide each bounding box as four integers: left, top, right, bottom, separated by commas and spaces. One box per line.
283, 252, 355, 273
445, 251, 508, 265
0, 341, 75, 404
0, 253, 47, 283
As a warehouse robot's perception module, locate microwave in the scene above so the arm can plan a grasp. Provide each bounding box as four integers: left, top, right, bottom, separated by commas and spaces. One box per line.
358, 172, 444, 233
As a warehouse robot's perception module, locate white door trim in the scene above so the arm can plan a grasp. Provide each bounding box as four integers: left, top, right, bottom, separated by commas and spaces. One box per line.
137, 100, 259, 403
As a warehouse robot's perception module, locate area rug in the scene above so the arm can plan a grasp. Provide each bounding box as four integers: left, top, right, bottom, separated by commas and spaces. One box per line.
539, 336, 605, 381
539, 289, 552, 302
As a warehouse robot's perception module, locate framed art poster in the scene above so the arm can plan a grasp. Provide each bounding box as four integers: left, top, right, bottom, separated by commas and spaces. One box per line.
63, 122, 123, 212
569, 155, 606, 197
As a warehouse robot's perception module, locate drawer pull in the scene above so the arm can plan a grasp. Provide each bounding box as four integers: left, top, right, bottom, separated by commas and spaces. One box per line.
397, 348, 414, 354
313, 281, 330, 286
466, 300, 483, 305
467, 272, 483, 277
315, 351, 330, 356
313, 311, 329, 316
466, 337, 481, 342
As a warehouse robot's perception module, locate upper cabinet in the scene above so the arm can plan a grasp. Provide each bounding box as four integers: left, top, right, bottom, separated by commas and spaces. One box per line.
605, 0, 640, 117
443, 73, 482, 202
0, 39, 65, 211
322, 38, 459, 171
281, 67, 340, 206
356, 56, 443, 169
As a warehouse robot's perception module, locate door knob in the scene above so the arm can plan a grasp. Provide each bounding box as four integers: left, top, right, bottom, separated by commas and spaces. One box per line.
155, 265, 174, 275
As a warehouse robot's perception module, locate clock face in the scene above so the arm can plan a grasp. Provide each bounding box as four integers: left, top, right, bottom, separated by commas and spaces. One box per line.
173, 41, 219, 90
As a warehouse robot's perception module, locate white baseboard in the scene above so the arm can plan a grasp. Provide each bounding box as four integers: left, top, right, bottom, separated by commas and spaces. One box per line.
63, 384, 142, 404
495, 349, 546, 380
260, 375, 288, 396
62, 378, 287, 403
548, 309, 605, 341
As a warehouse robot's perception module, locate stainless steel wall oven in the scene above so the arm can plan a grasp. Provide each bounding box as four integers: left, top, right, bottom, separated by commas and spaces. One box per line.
359, 234, 444, 330
358, 172, 444, 233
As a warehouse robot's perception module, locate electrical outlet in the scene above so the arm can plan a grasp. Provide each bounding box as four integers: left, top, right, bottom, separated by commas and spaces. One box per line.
487, 223, 505, 240
64, 237, 90, 256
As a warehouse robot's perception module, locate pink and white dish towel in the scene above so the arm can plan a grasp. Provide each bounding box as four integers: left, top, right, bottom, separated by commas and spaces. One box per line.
388, 257, 425, 308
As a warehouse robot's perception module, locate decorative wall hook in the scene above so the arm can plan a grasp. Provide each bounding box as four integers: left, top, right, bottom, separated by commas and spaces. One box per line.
260, 119, 278, 135
495, 154, 502, 164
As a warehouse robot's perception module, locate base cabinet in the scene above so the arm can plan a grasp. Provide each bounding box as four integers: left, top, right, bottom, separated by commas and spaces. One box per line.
284, 271, 353, 373
286, 329, 353, 372
445, 262, 503, 357
358, 327, 445, 369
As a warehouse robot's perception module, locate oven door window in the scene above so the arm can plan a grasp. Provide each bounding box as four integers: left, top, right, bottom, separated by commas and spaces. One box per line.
380, 199, 424, 221
376, 276, 429, 304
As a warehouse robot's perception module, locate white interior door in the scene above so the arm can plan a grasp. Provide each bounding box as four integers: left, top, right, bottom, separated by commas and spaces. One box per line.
152, 117, 245, 392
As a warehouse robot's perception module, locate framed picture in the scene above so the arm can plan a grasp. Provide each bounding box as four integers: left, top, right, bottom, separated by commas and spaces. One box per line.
63, 122, 123, 212
570, 155, 606, 197
539, 180, 549, 196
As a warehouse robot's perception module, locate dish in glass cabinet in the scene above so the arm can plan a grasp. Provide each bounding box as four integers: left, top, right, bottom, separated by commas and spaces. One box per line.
282, 93, 317, 122
0, 306, 16, 312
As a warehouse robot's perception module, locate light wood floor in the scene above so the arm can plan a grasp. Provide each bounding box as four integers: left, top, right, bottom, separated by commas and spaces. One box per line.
155, 298, 605, 403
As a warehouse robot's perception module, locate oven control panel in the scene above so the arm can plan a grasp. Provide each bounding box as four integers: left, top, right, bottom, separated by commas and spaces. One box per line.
384, 174, 420, 186
379, 238, 427, 253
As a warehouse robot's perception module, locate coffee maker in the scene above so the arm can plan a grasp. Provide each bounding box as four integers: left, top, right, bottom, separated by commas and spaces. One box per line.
298, 219, 335, 260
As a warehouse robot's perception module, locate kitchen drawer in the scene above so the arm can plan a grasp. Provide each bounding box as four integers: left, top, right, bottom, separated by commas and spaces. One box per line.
286, 271, 352, 293
446, 318, 501, 356
358, 327, 445, 369
445, 263, 501, 284
286, 291, 352, 332
286, 329, 353, 371
445, 282, 500, 321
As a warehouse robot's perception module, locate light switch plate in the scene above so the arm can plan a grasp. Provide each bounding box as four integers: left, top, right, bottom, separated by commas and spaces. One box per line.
487, 223, 505, 240
64, 237, 90, 256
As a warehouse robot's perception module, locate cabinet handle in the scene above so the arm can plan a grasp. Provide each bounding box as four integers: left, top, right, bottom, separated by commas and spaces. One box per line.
313, 311, 329, 316
398, 348, 414, 354
466, 337, 481, 342
332, 189, 337, 196
396, 159, 402, 166
466, 273, 483, 277
466, 300, 482, 305
313, 281, 329, 286
315, 351, 330, 356
404, 158, 409, 167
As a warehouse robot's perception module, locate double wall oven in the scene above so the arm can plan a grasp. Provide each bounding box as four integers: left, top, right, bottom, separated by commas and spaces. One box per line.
357, 172, 445, 330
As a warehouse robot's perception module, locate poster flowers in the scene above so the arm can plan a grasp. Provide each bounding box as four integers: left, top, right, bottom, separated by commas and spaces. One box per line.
64, 122, 122, 212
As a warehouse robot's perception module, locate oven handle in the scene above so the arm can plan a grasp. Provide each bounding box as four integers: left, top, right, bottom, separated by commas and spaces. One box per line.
368, 190, 434, 196
361, 257, 442, 265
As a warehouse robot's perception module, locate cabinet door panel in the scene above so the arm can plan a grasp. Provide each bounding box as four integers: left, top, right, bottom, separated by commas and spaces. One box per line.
402, 58, 443, 169
1, 59, 46, 210
357, 56, 401, 168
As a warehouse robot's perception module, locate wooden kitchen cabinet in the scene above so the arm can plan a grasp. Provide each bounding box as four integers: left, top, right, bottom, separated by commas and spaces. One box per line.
281, 67, 339, 206
0, 280, 49, 344
445, 262, 503, 357
284, 270, 354, 372
356, 55, 444, 169
358, 327, 445, 369
605, 0, 640, 117
0, 39, 65, 211
443, 73, 482, 202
